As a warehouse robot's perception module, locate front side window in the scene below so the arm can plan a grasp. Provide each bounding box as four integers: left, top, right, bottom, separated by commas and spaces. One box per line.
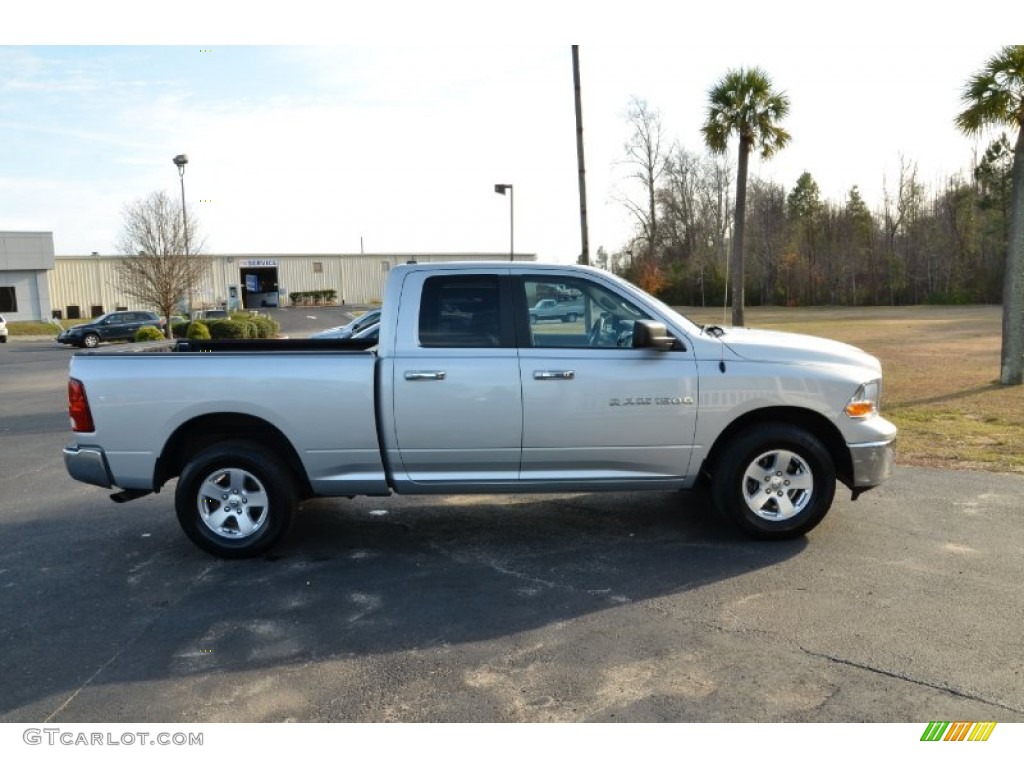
522, 276, 650, 349
419, 275, 503, 348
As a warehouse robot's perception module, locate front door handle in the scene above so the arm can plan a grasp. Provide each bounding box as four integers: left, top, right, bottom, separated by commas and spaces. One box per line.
533, 370, 575, 380
404, 371, 447, 381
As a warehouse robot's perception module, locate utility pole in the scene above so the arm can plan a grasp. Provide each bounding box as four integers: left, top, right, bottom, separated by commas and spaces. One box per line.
572, 45, 590, 266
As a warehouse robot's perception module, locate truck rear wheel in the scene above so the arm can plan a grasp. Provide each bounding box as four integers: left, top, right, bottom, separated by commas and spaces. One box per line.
710, 423, 835, 540
175, 440, 297, 558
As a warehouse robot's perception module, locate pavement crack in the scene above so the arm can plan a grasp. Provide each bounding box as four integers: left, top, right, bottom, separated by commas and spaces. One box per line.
801, 647, 1024, 715
43, 561, 220, 722
426, 542, 612, 597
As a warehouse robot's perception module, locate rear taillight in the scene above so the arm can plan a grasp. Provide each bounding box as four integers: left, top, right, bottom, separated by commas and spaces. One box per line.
68, 378, 95, 432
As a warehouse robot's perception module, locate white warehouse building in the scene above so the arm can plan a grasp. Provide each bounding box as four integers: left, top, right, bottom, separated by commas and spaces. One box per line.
0, 231, 56, 321
0, 232, 535, 320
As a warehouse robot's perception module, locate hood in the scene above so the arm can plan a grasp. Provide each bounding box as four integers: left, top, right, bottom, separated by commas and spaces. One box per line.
720, 328, 881, 373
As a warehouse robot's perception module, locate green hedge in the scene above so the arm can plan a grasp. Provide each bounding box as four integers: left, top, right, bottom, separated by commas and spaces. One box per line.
289, 289, 337, 305
171, 315, 279, 340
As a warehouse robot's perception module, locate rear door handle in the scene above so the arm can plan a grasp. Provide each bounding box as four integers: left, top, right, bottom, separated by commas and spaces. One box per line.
404, 371, 447, 381
533, 370, 575, 380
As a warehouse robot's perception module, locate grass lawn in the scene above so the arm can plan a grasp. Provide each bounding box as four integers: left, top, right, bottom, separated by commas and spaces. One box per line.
6, 318, 76, 335
680, 304, 1024, 475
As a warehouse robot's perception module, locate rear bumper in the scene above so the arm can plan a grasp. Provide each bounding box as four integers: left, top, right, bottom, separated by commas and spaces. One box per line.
63, 444, 113, 488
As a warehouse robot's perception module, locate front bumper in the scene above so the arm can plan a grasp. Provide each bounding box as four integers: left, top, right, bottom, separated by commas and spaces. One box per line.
847, 436, 896, 491
63, 444, 113, 488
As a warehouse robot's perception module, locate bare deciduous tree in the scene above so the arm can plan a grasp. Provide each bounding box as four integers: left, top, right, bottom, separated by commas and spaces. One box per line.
619, 96, 667, 261
115, 190, 211, 337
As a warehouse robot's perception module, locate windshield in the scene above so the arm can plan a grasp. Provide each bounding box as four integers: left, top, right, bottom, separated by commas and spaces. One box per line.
353, 309, 380, 330
595, 270, 704, 336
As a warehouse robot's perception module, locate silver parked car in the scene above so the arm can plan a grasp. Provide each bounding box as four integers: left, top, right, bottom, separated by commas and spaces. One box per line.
529, 298, 584, 324
351, 321, 380, 342
311, 308, 381, 339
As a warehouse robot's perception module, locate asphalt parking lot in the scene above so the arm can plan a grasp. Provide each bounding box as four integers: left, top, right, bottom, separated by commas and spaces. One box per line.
1, 334, 1022, 723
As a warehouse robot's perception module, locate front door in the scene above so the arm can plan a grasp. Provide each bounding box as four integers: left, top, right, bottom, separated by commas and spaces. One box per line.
517, 274, 698, 485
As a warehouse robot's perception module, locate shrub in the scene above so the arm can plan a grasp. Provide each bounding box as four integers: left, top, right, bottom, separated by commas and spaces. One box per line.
186, 320, 211, 340
205, 319, 247, 339
134, 325, 165, 342
172, 321, 191, 338
250, 314, 280, 338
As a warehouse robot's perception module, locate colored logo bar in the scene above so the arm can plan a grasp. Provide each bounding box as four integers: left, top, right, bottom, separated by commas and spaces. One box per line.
921, 722, 996, 741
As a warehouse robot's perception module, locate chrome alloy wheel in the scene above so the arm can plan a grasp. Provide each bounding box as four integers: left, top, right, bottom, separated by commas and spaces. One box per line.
741, 449, 814, 522
196, 467, 270, 539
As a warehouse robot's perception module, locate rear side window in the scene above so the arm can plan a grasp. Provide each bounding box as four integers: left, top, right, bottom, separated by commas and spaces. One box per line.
418, 275, 504, 348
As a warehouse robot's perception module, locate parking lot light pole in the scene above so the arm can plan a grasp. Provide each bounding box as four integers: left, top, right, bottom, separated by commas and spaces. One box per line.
173, 154, 190, 258
173, 154, 191, 315
494, 183, 513, 262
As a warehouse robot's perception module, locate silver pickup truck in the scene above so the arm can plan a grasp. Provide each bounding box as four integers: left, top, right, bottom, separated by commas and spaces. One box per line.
64, 262, 896, 558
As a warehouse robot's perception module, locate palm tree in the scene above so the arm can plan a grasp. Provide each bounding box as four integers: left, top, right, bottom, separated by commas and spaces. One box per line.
956, 45, 1024, 385
702, 68, 790, 326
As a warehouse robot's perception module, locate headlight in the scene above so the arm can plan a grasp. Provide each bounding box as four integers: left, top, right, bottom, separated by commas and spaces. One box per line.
845, 380, 880, 419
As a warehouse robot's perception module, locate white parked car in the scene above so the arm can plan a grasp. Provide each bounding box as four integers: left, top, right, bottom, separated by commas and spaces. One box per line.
0, 314, 7, 343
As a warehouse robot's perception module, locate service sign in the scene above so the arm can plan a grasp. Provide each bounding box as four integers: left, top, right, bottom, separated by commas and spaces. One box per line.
239, 259, 278, 268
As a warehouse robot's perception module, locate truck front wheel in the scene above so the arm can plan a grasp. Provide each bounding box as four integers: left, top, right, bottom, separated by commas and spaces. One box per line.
711, 423, 835, 540
175, 440, 297, 558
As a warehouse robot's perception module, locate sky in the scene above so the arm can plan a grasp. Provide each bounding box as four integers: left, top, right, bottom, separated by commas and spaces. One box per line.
2, 3, 1022, 263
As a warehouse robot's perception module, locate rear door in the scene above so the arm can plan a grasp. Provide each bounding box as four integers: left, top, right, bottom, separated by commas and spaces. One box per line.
123, 313, 149, 340
387, 270, 523, 485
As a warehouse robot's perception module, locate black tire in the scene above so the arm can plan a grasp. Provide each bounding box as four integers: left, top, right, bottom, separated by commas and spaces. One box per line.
710, 423, 835, 540
529, 314, 538, 325
564, 312, 578, 323
83, 333, 100, 348
175, 440, 297, 558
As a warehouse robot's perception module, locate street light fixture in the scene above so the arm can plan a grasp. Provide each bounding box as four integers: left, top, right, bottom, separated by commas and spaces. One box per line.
493, 183, 513, 262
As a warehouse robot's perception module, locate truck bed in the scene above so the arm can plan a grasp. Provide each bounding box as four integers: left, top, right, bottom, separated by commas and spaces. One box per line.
172, 338, 379, 353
